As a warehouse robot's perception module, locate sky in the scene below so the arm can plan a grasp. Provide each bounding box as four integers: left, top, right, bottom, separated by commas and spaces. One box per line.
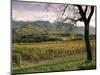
12, 0, 96, 27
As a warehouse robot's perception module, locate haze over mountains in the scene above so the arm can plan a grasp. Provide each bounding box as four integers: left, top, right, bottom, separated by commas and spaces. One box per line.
12, 21, 96, 36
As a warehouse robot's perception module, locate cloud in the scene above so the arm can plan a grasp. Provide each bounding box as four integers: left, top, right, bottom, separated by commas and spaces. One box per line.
12, 0, 96, 27
12, 9, 57, 23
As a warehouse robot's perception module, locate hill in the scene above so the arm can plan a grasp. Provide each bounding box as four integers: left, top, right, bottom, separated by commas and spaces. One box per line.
12, 21, 95, 42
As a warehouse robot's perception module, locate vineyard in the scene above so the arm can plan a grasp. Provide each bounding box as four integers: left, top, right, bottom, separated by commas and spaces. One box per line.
11, 1, 96, 74
12, 38, 96, 74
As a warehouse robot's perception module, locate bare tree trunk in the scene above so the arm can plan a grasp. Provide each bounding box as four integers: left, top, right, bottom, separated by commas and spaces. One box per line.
76, 5, 94, 61
61, 5, 94, 61
84, 22, 92, 61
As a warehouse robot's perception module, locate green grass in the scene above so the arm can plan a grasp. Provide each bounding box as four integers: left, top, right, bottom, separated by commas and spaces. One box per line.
12, 53, 96, 74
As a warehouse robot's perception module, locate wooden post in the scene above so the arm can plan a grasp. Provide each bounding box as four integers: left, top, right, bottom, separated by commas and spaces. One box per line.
17, 55, 21, 67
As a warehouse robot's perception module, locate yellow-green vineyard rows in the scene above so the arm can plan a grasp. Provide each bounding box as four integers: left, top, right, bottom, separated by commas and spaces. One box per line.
12, 40, 95, 67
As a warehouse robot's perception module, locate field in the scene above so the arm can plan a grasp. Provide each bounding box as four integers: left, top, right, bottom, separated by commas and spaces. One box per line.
12, 37, 96, 74
12, 1, 96, 74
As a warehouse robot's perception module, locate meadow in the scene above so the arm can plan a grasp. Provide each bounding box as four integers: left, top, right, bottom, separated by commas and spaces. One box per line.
12, 36, 96, 74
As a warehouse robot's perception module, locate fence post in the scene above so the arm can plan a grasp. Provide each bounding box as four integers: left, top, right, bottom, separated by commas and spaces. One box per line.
17, 55, 21, 67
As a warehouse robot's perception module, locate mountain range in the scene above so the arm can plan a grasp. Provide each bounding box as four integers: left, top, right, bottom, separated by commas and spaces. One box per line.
12, 21, 96, 36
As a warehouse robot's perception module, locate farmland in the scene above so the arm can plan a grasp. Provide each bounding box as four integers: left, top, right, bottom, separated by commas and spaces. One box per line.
12, 2, 96, 74
12, 38, 96, 74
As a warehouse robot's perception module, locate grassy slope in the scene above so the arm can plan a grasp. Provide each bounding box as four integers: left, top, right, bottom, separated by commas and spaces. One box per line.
12, 54, 96, 74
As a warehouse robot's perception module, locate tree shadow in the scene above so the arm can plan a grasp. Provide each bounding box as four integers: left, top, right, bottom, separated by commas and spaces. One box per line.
78, 60, 96, 70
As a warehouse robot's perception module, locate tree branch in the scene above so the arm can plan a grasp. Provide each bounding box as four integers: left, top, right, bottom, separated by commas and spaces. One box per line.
63, 17, 75, 21
63, 17, 83, 22
61, 5, 68, 17
76, 5, 87, 22
84, 6, 88, 15
62, 5, 83, 22
87, 6, 94, 22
